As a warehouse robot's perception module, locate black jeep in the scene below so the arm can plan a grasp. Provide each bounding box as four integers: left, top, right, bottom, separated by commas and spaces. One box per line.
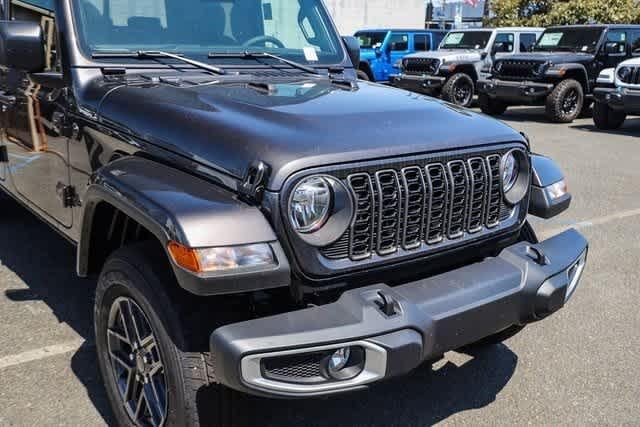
0, 0, 588, 425
478, 25, 640, 123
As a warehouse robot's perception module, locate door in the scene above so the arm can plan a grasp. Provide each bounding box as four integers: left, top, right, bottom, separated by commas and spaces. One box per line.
381, 32, 409, 81
3, 0, 72, 227
413, 33, 430, 53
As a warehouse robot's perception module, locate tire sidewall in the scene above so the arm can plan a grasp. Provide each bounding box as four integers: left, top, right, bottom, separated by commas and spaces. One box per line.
443, 73, 475, 107
95, 254, 187, 427
547, 79, 584, 123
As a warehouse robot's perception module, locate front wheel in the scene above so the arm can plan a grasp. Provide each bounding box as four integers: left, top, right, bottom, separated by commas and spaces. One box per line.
441, 72, 475, 107
545, 79, 584, 123
592, 100, 626, 130
95, 243, 242, 427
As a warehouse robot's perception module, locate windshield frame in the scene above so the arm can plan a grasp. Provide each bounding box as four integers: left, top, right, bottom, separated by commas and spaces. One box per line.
66, 0, 348, 69
532, 26, 606, 54
439, 30, 493, 51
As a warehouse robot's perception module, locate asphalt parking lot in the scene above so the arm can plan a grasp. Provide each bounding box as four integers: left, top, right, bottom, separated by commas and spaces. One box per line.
0, 107, 639, 426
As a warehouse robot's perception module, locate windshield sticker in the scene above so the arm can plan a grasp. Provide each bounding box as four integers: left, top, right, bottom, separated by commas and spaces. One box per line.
303, 47, 318, 62
446, 33, 464, 44
538, 33, 563, 46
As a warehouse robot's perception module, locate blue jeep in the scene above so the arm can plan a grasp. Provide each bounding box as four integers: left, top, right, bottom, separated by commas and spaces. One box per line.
355, 29, 447, 82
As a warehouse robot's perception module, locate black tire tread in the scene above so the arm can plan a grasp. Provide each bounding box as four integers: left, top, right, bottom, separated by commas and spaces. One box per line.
478, 93, 508, 116
545, 79, 584, 123
441, 72, 475, 107
592, 100, 626, 130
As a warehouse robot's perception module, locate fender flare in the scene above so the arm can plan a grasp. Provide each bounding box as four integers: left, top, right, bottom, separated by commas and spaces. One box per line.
77, 156, 290, 295
446, 62, 479, 81
528, 154, 571, 219
546, 63, 591, 91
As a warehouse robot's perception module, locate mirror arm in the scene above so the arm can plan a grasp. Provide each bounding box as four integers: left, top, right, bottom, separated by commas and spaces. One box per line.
29, 71, 66, 89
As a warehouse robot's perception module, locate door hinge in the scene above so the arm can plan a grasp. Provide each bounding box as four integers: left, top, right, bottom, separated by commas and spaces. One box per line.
239, 160, 270, 204
57, 183, 80, 208
0, 146, 7, 163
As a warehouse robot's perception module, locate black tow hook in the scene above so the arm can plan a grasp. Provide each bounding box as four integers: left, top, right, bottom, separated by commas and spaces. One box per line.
374, 291, 400, 317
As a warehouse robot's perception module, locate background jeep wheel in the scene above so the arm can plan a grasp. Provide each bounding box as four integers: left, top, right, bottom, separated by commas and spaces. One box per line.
356, 70, 370, 81
478, 93, 508, 116
95, 243, 243, 427
545, 79, 584, 123
442, 72, 475, 107
592, 100, 626, 130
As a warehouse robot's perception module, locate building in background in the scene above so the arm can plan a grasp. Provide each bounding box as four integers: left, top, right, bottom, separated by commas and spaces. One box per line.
426, 0, 486, 29
324, 0, 426, 35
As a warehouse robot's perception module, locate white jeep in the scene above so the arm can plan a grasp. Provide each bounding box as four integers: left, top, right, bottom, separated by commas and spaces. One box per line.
391, 27, 543, 107
593, 57, 640, 129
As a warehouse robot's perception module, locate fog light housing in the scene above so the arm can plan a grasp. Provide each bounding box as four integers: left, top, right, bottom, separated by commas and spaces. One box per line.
323, 346, 365, 380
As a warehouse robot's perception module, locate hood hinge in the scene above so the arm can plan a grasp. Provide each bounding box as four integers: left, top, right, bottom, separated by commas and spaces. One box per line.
239, 161, 271, 204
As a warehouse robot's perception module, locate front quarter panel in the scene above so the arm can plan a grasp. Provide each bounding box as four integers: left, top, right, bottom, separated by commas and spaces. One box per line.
78, 156, 290, 295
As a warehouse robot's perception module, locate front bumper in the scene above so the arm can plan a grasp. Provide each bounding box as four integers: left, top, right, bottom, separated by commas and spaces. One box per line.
391, 73, 446, 93
210, 229, 588, 398
478, 79, 554, 103
594, 87, 640, 114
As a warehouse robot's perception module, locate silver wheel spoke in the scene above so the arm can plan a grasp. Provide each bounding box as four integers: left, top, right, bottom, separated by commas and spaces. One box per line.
107, 328, 130, 346
110, 350, 133, 370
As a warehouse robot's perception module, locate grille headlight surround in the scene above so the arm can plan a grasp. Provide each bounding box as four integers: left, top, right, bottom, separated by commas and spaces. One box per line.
532, 61, 549, 76
500, 149, 530, 205
617, 66, 632, 83
290, 176, 333, 233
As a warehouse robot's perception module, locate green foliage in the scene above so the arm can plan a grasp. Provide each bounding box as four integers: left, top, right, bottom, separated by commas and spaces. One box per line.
489, 0, 640, 26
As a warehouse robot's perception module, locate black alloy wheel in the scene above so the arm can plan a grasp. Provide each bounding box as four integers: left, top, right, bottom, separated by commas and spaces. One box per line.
545, 79, 584, 123
107, 296, 167, 427
560, 88, 580, 116
442, 73, 475, 107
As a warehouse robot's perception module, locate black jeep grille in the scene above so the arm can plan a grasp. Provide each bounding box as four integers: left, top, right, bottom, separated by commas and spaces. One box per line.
496, 60, 544, 79
320, 148, 520, 261
403, 57, 440, 75
619, 66, 640, 84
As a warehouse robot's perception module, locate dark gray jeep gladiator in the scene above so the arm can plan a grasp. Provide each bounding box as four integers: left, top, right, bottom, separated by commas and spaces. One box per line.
0, 0, 587, 425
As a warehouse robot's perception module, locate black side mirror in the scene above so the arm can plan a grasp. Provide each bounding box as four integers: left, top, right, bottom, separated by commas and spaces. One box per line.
604, 42, 621, 55
0, 20, 45, 72
342, 36, 360, 67
491, 42, 504, 56
480, 52, 488, 60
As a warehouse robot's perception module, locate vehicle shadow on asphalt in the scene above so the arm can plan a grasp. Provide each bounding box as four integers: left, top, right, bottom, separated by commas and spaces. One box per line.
0, 193, 115, 424
571, 117, 640, 136
1, 193, 518, 426
492, 106, 565, 124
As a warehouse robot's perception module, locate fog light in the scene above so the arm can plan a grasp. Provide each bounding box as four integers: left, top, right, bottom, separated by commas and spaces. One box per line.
328, 347, 350, 373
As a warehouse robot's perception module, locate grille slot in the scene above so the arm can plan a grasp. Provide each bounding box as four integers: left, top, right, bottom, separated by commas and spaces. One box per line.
621, 66, 640, 84
467, 158, 488, 233
347, 173, 375, 260
403, 57, 440, 75
400, 167, 427, 250
262, 352, 325, 381
497, 60, 543, 79
425, 164, 448, 244
486, 155, 502, 227
446, 161, 469, 239
375, 170, 401, 255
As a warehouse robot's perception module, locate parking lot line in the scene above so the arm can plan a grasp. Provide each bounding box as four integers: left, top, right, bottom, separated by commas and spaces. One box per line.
0, 339, 90, 370
540, 207, 640, 238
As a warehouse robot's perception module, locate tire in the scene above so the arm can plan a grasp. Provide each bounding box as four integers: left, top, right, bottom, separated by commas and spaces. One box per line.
356, 69, 370, 81
592, 100, 626, 130
441, 72, 475, 107
478, 93, 508, 116
95, 242, 243, 427
545, 79, 584, 123
579, 100, 593, 118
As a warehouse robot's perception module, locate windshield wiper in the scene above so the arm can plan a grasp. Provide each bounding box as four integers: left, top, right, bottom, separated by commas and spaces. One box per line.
92, 50, 226, 75
208, 51, 319, 75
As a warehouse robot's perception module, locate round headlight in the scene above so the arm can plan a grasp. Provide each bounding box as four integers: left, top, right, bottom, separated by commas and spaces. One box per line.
500, 149, 530, 205
494, 61, 503, 73
501, 151, 519, 193
617, 66, 632, 82
533, 62, 548, 76
289, 176, 332, 233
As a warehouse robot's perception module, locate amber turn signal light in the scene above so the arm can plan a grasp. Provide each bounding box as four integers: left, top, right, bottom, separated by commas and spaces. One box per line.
167, 241, 201, 273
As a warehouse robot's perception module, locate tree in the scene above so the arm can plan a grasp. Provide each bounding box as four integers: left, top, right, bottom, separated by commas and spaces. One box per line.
489, 0, 640, 26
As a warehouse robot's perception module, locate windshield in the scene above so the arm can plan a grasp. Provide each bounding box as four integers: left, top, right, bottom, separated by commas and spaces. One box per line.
440, 31, 492, 50
534, 27, 604, 53
355, 31, 387, 49
72, 0, 344, 65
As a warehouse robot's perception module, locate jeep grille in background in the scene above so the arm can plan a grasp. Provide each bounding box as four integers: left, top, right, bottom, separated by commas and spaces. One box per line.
320, 149, 518, 261
403, 57, 440, 75
496, 60, 544, 79
619, 66, 640, 84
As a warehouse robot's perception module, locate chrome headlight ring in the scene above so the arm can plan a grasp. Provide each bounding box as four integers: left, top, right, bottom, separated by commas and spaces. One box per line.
500, 149, 530, 205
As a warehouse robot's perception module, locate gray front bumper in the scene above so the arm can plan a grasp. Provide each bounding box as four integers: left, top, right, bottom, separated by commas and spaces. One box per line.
391, 73, 446, 93
594, 87, 640, 114
478, 78, 554, 102
210, 229, 588, 398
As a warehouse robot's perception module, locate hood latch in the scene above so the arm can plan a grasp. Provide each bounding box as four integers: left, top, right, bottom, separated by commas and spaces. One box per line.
239, 160, 271, 204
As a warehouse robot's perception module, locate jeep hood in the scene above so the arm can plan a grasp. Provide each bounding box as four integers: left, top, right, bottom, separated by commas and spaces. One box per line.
96, 76, 525, 190
405, 49, 484, 63
498, 51, 595, 64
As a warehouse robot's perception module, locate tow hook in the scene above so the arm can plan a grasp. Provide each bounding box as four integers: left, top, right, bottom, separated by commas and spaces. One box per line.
374, 291, 400, 317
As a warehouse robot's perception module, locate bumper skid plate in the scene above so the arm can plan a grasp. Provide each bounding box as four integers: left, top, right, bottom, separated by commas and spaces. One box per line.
210, 229, 588, 397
